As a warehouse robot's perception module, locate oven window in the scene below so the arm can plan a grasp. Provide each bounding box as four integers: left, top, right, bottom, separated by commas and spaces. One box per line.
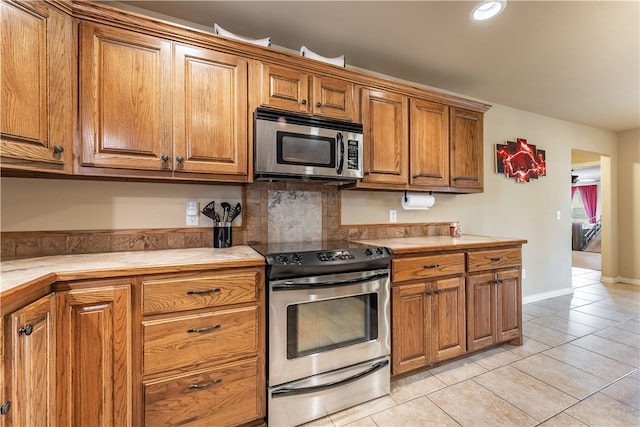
286, 294, 378, 359
277, 131, 336, 167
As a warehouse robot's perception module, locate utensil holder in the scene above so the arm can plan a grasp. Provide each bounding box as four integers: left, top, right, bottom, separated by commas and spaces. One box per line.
213, 222, 232, 248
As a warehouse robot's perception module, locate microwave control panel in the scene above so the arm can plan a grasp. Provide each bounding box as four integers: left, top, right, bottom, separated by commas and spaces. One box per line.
347, 140, 360, 170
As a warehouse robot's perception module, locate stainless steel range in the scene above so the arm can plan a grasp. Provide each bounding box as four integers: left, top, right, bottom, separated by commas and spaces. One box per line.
250, 241, 392, 427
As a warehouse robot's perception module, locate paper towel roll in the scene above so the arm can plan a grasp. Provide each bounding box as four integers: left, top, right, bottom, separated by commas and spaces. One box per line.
402, 193, 435, 210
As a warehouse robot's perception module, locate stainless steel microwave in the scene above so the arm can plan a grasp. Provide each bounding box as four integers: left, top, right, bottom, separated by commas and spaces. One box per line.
254, 108, 364, 182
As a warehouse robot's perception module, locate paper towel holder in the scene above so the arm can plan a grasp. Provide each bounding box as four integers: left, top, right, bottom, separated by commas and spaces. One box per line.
404, 190, 432, 202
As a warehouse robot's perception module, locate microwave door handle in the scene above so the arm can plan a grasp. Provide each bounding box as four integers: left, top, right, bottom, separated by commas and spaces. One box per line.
336, 132, 344, 175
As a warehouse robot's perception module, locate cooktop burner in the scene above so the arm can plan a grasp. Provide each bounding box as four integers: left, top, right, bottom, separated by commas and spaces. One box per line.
249, 240, 392, 279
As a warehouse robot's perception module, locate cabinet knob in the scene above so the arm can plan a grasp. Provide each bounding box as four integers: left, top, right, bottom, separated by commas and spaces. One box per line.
363, 171, 370, 176
0, 401, 10, 416
161, 154, 169, 162
53, 145, 64, 154
18, 324, 33, 336
301, 99, 307, 105
316, 102, 322, 107
176, 156, 184, 163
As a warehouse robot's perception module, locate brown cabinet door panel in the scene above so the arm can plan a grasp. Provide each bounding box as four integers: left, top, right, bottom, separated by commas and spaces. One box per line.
450, 107, 483, 190
466, 272, 495, 352
80, 23, 172, 170
391, 283, 430, 375
312, 76, 357, 121
496, 269, 522, 343
144, 358, 261, 427
6, 293, 56, 427
432, 277, 466, 362
361, 88, 409, 185
143, 306, 258, 375
174, 44, 248, 175
57, 283, 132, 427
259, 63, 309, 113
409, 99, 449, 187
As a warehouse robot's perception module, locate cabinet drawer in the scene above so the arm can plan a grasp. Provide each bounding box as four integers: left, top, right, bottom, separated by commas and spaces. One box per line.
143, 306, 258, 375
144, 358, 261, 427
467, 248, 521, 272
392, 253, 465, 282
143, 271, 258, 315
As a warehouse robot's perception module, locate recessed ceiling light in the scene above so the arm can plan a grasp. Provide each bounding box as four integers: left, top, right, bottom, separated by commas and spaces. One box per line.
470, 0, 507, 22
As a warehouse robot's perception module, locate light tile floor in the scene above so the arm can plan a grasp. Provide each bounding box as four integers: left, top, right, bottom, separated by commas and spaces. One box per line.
302, 268, 640, 427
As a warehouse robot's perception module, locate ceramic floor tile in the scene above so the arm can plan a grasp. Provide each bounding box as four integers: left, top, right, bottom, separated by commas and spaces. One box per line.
601, 373, 640, 410
571, 334, 640, 367
511, 353, 610, 399
528, 314, 599, 338
616, 318, 640, 334
522, 321, 577, 346
565, 392, 640, 426
427, 380, 537, 426
575, 284, 613, 296
571, 290, 606, 302
505, 336, 551, 359
522, 303, 558, 318
389, 370, 447, 404
329, 395, 396, 427
301, 416, 336, 427
573, 304, 637, 322
370, 396, 459, 427
428, 358, 487, 385
594, 326, 640, 349
543, 343, 636, 382
555, 309, 621, 329
536, 412, 588, 426
469, 346, 522, 370
473, 365, 578, 421
342, 417, 376, 427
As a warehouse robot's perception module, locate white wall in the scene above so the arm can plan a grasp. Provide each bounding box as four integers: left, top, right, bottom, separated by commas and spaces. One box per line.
342, 103, 620, 298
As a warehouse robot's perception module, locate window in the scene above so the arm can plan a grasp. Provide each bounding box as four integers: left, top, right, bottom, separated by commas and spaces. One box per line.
571, 190, 589, 224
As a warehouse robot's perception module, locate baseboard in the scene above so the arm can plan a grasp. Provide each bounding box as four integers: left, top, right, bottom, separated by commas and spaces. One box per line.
522, 287, 574, 304
601, 275, 640, 286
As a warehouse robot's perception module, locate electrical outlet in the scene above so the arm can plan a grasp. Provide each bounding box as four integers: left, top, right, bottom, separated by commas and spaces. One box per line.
556, 210, 561, 220
522, 268, 526, 279
389, 210, 397, 223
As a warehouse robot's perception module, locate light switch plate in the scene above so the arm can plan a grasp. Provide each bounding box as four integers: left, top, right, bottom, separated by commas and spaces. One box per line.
389, 210, 397, 223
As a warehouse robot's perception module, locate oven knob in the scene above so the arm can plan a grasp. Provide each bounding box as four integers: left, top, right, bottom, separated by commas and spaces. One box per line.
291, 253, 303, 263
364, 248, 373, 256
376, 247, 384, 255
276, 254, 289, 264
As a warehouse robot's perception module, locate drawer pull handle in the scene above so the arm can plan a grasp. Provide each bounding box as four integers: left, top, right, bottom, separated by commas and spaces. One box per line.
490, 257, 503, 262
18, 325, 33, 336
188, 378, 222, 390
423, 264, 439, 269
187, 324, 221, 334
186, 287, 221, 295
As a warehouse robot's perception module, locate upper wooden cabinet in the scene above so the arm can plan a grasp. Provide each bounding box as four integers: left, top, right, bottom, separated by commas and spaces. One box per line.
79, 22, 248, 181
409, 99, 450, 188
450, 107, 484, 191
257, 63, 358, 121
0, 0, 74, 174
358, 88, 409, 187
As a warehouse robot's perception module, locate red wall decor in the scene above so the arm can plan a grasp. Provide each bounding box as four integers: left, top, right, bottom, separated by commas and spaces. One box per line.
496, 138, 546, 183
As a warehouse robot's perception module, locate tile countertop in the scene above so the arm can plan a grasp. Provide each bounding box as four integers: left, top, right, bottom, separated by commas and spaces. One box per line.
0, 246, 265, 298
355, 234, 527, 255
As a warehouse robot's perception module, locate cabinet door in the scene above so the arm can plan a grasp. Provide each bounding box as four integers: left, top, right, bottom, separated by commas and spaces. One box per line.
496, 268, 522, 344
432, 277, 466, 362
57, 282, 131, 427
360, 88, 409, 185
259, 63, 309, 113
466, 272, 496, 352
391, 283, 430, 375
409, 99, 449, 187
311, 76, 357, 121
0, 1, 73, 173
79, 22, 172, 171
4, 294, 56, 426
173, 44, 248, 176
450, 107, 483, 190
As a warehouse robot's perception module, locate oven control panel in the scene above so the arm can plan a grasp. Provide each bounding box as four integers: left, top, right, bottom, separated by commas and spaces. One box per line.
317, 250, 355, 262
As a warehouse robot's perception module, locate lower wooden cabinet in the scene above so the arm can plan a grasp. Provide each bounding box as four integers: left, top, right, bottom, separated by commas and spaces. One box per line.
2, 293, 56, 426
466, 268, 522, 352
57, 280, 132, 427
392, 276, 465, 375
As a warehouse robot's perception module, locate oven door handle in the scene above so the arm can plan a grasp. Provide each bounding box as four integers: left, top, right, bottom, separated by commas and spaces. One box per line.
271, 358, 389, 397
271, 272, 389, 291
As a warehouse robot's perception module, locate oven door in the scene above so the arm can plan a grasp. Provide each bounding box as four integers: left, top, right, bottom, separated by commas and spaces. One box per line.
268, 269, 390, 386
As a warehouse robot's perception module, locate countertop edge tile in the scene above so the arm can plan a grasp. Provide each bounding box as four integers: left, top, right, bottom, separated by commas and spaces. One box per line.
354, 235, 527, 255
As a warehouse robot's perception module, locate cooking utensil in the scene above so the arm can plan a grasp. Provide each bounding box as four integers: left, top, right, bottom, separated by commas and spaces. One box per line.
220, 202, 231, 222
228, 202, 242, 223
201, 201, 216, 220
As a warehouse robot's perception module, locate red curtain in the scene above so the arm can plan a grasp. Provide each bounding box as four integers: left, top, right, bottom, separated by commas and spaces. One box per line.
578, 185, 598, 223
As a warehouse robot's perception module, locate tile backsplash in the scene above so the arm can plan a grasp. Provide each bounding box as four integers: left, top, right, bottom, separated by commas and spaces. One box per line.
1, 181, 450, 260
